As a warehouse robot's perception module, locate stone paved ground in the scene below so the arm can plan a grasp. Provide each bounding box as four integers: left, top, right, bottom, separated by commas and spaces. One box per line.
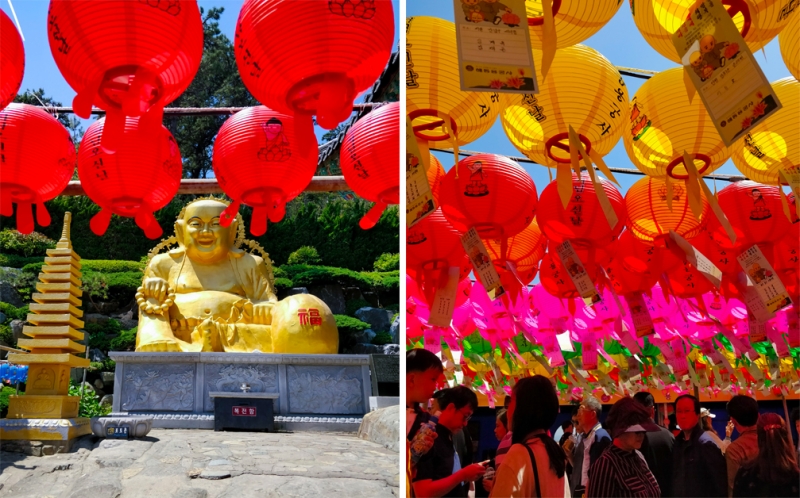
0, 429, 399, 498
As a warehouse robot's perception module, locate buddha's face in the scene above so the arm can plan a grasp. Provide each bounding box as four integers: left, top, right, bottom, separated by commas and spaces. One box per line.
178, 200, 235, 264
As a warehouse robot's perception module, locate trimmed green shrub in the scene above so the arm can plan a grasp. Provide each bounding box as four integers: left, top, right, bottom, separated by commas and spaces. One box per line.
0, 324, 13, 347
0, 229, 56, 257
373, 253, 399, 272
281, 265, 399, 293
345, 298, 370, 317
110, 328, 137, 352
20, 262, 44, 274
0, 254, 42, 268
371, 331, 393, 346
82, 260, 145, 273
88, 359, 116, 372
84, 319, 124, 352
274, 277, 294, 292
0, 385, 17, 417
0, 302, 29, 321
287, 246, 321, 265
334, 314, 370, 353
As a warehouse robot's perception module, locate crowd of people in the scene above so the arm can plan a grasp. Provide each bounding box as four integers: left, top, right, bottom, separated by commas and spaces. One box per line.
406, 349, 800, 498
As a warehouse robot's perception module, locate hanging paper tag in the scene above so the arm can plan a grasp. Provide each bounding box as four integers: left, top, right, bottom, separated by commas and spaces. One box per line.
556, 329, 575, 352
670, 339, 690, 378
669, 230, 722, 288
541, 334, 565, 368
768, 326, 790, 358
747, 316, 767, 343
428, 267, 462, 327
671, 0, 782, 147
737, 244, 793, 314
570, 126, 618, 231
452, 0, 538, 94
406, 116, 437, 227
739, 270, 776, 323
625, 293, 656, 338
461, 227, 505, 300
554, 240, 602, 306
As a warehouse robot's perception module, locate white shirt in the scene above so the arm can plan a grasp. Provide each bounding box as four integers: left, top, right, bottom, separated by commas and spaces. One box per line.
581, 423, 603, 487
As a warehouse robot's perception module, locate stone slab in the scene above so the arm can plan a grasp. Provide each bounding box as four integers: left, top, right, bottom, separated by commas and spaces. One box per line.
0, 417, 91, 456
369, 396, 399, 411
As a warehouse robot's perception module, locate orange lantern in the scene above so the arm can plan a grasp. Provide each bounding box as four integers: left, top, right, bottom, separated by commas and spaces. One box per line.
624, 67, 730, 179
484, 218, 547, 286
705, 181, 791, 250
779, 11, 799, 81
524, 0, 623, 49
0, 9, 24, 111
407, 17, 499, 149
439, 154, 538, 238
731, 78, 799, 185
340, 102, 399, 230
536, 171, 625, 246
625, 176, 710, 246
0, 104, 75, 234
427, 153, 446, 204
631, 0, 790, 64
501, 44, 628, 168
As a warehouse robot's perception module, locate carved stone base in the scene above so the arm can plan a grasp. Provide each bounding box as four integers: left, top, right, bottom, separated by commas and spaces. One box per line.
90, 416, 153, 438
7, 395, 80, 419
109, 352, 375, 431
0, 417, 91, 455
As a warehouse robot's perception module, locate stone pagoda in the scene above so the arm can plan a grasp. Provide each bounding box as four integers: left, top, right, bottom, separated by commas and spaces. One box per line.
0, 212, 91, 454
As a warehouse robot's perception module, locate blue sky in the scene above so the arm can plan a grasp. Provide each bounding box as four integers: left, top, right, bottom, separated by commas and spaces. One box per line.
408, 1, 794, 197
1, 0, 400, 143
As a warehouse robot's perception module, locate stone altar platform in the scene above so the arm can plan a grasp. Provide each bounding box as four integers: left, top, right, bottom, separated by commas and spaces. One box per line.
109, 352, 373, 431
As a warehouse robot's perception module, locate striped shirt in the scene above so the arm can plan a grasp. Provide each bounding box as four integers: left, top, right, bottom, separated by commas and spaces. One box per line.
587, 444, 661, 498
495, 431, 513, 466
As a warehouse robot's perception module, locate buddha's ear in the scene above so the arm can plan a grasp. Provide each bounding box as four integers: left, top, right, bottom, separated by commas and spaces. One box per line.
227, 216, 239, 246
174, 219, 186, 249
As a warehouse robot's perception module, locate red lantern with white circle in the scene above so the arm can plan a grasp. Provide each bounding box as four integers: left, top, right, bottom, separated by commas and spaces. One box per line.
235, 0, 394, 133
439, 154, 538, 238
0, 10, 24, 111
78, 116, 182, 239
47, 0, 203, 152
537, 171, 625, 246
340, 102, 399, 230
0, 104, 75, 234
706, 180, 791, 250
213, 106, 317, 236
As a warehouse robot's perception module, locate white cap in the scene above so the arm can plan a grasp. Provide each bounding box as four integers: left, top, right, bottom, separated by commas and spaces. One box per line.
700, 408, 715, 418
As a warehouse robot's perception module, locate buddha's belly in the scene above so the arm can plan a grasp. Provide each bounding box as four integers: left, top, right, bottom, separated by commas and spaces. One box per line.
169, 291, 246, 327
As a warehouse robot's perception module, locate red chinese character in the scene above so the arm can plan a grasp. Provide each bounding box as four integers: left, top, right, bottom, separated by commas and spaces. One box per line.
298, 308, 310, 325
309, 308, 322, 326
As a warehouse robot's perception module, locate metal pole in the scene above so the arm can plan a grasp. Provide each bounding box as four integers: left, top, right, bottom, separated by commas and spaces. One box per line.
15, 381, 19, 396
80, 344, 89, 401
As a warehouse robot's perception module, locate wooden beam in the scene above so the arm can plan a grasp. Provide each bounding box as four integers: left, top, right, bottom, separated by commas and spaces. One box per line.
61, 176, 351, 196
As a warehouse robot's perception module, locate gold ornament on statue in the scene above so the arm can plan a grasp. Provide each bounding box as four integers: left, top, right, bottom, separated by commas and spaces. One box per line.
134, 197, 338, 354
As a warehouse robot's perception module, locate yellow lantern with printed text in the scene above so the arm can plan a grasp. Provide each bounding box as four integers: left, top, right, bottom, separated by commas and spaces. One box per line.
630, 0, 791, 63
406, 16, 499, 149
524, 0, 623, 49
779, 11, 799, 81
732, 78, 799, 185
500, 44, 629, 168
624, 67, 731, 179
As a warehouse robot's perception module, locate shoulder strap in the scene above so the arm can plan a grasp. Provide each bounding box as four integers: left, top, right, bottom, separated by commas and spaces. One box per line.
521, 442, 542, 498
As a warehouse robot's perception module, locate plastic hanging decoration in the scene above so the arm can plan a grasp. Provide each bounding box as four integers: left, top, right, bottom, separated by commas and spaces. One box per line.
500, 44, 628, 168
340, 102, 399, 230
213, 106, 318, 236
624, 67, 731, 179
0, 9, 24, 111
406, 16, 499, 149
235, 0, 393, 135
0, 104, 75, 234
78, 116, 182, 238
47, 0, 203, 153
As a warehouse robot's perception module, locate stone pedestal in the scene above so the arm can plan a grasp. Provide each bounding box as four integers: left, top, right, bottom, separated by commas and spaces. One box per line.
110, 352, 374, 431
0, 418, 91, 455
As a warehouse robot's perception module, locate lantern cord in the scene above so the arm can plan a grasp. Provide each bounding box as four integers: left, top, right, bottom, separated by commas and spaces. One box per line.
7, 0, 23, 42
615, 66, 658, 80
39, 103, 390, 116
430, 147, 748, 183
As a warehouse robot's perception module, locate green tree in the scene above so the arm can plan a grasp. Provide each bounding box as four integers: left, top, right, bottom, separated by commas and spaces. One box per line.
165, 7, 258, 179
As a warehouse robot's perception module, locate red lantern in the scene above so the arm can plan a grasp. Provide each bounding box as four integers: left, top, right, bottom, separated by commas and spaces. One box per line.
605, 256, 657, 296
484, 218, 546, 286
47, 0, 203, 152
0, 104, 75, 234
693, 230, 740, 276
235, 0, 394, 131
706, 180, 791, 250
539, 251, 600, 300
427, 153, 446, 204
340, 102, 399, 230
0, 10, 24, 111
213, 106, 317, 236
439, 154, 538, 238
78, 117, 182, 238
625, 176, 709, 246
407, 208, 466, 305
664, 260, 714, 299
537, 171, 625, 246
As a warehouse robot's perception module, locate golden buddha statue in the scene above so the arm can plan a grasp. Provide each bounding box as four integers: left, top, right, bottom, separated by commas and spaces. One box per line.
135, 197, 338, 354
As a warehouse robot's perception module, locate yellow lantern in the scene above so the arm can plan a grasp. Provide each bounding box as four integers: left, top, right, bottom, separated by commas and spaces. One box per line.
500, 44, 629, 168
624, 67, 731, 179
779, 11, 799, 81
732, 78, 799, 184
406, 16, 499, 149
524, 0, 623, 49
631, 0, 790, 63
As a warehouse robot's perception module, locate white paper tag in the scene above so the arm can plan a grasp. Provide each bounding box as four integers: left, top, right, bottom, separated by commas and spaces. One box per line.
461, 227, 505, 300
428, 267, 462, 327
406, 116, 436, 227
737, 244, 793, 314
669, 230, 722, 288
554, 240, 601, 306
625, 293, 656, 338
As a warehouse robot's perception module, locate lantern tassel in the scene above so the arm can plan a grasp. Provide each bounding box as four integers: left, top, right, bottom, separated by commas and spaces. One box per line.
89, 209, 113, 236
16, 202, 33, 234
220, 200, 241, 228
267, 195, 286, 224
35, 201, 51, 227
136, 210, 162, 240
359, 202, 386, 230
250, 207, 268, 236
72, 78, 102, 119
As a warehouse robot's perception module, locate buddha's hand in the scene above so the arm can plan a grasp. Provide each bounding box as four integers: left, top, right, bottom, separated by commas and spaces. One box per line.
136, 277, 175, 315
241, 300, 274, 325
